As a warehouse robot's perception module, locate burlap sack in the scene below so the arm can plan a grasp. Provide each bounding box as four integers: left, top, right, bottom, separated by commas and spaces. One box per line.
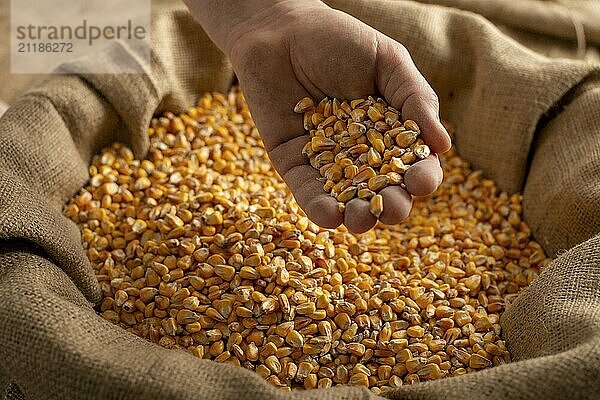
1, 1, 599, 399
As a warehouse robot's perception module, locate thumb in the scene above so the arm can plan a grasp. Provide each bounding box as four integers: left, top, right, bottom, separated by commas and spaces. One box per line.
376, 37, 451, 153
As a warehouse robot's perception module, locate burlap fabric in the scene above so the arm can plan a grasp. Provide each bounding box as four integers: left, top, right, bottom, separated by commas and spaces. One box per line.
1, 1, 599, 399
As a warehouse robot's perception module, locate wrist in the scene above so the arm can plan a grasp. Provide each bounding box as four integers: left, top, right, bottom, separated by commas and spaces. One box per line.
185, 0, 326, 58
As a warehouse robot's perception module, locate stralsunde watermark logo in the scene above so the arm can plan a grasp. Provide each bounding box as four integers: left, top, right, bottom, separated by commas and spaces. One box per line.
11, 0, 150, 74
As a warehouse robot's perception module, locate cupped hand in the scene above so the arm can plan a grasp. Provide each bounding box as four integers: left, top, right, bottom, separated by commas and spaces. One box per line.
187, 0, 451, 233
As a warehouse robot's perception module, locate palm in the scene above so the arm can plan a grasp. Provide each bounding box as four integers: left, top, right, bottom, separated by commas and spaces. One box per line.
230, 6, 449, 232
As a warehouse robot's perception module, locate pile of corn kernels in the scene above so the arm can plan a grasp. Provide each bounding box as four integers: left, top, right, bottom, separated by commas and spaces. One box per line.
64, 88, 550, 393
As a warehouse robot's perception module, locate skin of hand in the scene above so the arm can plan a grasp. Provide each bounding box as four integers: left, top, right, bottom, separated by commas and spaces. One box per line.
185, 0, 451, 233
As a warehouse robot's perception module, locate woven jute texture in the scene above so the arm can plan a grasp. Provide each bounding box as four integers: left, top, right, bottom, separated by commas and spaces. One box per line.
0, 1, 599, 399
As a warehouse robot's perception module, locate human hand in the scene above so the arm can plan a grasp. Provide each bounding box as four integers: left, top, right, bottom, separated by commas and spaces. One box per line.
185, 0, 451, 233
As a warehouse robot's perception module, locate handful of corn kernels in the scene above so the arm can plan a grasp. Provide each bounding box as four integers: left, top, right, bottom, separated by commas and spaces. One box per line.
294, 96, 430, 218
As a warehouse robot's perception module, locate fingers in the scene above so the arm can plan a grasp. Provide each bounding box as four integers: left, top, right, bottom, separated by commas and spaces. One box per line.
402, 92, 451, 153
345, 186, 414, 231
340, 38, 445, 231
379, 186, 413, 225
344, 199, 378, 233
272, 143, 435, 231
269, 135, 343, 228
342, 157, 441, 232
269, 135, 421, 231
281, 163, 343, 228
267, 117, 436, 232
404, 155, 444, 196
375, 37, 451, 153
